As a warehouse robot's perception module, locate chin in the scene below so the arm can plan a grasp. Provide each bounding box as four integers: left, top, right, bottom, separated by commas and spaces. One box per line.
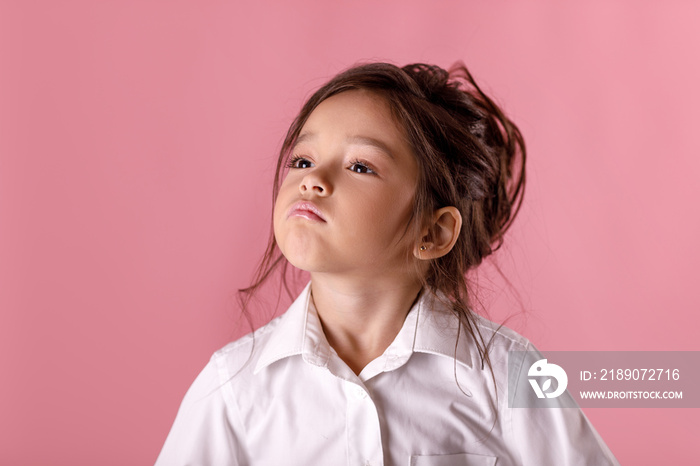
277, 228, 325, 264
277, 243, 315, 272
284, 250, 345, 275
284, 260, 325, 275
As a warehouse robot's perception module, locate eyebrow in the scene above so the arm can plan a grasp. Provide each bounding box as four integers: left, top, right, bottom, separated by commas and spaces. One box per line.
294, 133, 395, 159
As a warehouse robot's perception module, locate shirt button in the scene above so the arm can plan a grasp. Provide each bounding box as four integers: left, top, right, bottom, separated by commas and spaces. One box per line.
354, 387, 367, 400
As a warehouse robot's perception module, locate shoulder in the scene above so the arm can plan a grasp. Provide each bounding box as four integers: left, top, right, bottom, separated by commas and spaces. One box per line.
458, 312, 537, 386
210, 313, 286, 382
155, 321, 287, 465
471, 312, 533, 354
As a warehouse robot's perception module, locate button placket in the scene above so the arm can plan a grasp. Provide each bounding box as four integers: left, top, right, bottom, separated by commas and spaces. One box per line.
345, 381, 384, 466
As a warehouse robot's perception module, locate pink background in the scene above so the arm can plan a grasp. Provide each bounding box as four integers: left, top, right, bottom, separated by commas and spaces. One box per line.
1, 1, 698, 464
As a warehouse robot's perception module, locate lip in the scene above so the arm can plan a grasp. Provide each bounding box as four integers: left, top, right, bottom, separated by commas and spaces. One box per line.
287, 201, 327, 222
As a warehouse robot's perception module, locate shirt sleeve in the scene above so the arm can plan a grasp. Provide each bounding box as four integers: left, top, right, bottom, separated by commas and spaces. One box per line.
508, 344, 620, 466
154, 357, 246, 466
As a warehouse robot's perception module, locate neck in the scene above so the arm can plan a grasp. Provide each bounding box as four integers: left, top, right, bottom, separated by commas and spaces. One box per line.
310, 273, 422, 376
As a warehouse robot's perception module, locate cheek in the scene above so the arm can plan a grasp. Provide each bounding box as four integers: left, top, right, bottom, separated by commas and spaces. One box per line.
272, 180, 299, 246
272, 199, 286, 245
383, 184, 415, 219
355, 189, 415, 243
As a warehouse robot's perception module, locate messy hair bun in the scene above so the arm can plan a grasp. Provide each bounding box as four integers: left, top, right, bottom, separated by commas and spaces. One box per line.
394, 63, 526, 300
403, 63, 524, 257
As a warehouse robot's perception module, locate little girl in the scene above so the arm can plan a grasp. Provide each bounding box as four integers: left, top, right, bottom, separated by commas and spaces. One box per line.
156, 62, 619, 465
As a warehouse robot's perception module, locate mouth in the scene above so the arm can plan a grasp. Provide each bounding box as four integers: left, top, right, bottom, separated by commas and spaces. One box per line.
287, 201, 327, 222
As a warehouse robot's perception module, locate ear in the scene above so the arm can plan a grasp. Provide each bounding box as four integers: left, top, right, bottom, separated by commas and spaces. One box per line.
413, 206, 462, 260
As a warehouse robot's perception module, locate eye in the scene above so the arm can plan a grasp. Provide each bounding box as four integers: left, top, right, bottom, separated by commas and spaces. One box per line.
348, 159, 375, 174
287, 156, 313, 169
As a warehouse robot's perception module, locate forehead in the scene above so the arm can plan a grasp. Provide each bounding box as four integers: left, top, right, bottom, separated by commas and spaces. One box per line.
297, 89, 412, 155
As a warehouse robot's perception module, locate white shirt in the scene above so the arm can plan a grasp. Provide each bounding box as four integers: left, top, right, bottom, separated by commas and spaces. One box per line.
156, 284, 619, 466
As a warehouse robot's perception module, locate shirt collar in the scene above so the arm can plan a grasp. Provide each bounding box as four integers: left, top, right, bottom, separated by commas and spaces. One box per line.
253, 282, 314, 374
254, 283, 474, 375
412, 292, 475, 369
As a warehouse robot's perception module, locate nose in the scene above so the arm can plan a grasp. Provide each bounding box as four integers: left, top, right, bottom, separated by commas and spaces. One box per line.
299, 170, 332, 196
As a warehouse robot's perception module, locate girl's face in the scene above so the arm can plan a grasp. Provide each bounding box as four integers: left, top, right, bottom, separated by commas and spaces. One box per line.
273, 89, 421, 282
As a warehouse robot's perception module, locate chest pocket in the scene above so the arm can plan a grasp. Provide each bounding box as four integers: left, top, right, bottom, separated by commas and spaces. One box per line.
409, 452, 497, 466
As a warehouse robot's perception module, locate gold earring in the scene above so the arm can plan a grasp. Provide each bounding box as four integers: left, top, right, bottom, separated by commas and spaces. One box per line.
419, 245, 427, 251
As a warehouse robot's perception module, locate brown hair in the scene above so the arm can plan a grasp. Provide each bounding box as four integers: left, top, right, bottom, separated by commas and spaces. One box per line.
240, 61, 525, 375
